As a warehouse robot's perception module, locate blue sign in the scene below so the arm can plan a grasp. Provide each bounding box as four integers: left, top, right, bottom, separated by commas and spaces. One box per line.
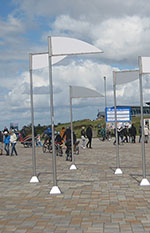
106, 107, 131, 122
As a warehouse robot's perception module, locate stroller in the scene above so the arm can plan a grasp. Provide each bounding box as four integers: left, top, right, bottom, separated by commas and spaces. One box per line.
21, 136, 32, 148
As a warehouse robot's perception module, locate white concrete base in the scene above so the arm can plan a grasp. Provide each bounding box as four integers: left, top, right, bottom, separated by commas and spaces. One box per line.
30, 176, 39, 183
50, 186, 61, 194
70, 164, 77, 170
140, 178, 150, 186
115, 168, 123, 175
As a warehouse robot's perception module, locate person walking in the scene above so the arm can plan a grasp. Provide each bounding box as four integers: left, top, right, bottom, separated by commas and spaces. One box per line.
3, 131, 10, 156
100, 126, 106, 141
130, 123, 137, 143
62, 127, 72, 161
113, 127, 120, 145
81, 126, 86, 149
86, 125, 93, 148
139, 126, 142, 143
123, 126, 128, 143
10, 130, 18, 156
0, 131, 3, 155
144, 124, 149, 143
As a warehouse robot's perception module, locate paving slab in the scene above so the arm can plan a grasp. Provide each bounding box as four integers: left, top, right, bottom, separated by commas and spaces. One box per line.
0, 138, 150, 232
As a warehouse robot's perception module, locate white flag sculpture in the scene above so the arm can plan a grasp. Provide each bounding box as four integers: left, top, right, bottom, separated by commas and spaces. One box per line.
69, 86, 104, 170
113, 70, 139, 175
29, 36, 103, 194
71, 86, 104, 98
29, 53, 67, 184
32, 53, 66, 70
51, 37, 103, 56
32, 37, 103, 70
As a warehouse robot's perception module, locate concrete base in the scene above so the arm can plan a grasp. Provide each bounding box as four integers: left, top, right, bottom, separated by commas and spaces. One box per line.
70, 164, 77, 170
50, 186, 61, 194
140, 178, 150, 186
30, 176, 39, 183
115, 168, 123, 175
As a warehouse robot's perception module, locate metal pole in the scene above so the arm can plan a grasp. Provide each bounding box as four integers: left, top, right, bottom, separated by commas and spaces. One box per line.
48, 37, 57, 186
70, 86, 74, 164
139, 73, 146, 178
113, 71, 120, 169
104, 76, 107, 126
29, 54, 36, 177
104, 76, 107, 110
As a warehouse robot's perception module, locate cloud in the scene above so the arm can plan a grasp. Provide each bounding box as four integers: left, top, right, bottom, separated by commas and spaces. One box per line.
48, 14, 150, 67
0, 14, 24, 36
13, 0, 150, 23
1, 0, 150, 129
3, 58, 145, 129
94, 16, 150, 63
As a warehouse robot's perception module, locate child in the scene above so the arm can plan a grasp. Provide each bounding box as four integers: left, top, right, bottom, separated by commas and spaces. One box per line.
36, 134, 43, 147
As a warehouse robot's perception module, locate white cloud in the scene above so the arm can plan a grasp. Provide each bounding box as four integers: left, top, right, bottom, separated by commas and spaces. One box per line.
0, 14, 25, 37
94, 16, 150, 62
2, 59, 145, 129
1, 0, 150, 128
48, 15, 150, 66
12, 0, 150, 23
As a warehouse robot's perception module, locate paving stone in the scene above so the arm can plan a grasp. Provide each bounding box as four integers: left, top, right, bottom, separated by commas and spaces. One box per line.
1, 139, 150, 232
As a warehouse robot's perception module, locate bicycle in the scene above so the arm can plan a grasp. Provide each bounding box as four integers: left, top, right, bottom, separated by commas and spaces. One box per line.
74, 140, 80, 155
55, 142, 63, 156
65, 140, 72, 161
42, 141, 52, 153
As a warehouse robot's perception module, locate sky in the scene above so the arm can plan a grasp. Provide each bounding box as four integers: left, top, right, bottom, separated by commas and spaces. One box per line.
1, 0, 150, 130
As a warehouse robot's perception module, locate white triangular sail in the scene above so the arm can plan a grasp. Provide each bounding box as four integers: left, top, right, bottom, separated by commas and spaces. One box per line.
51, 36, 103, 56
70, 86, 104, 99
114, 70, 139, 85
114, 70, 139, 86
31, 36, 103, 70
139, 56, 150, 74
32, 53, 66, 70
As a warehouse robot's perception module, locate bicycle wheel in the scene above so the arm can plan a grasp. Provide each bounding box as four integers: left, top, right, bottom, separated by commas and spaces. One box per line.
42, 144, 46, 153
48, 144, 52, 153
76, 146, 79, 155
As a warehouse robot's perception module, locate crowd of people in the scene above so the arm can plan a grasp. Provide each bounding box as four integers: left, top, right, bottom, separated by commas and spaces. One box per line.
0, 122, 149, 158
113, 123, 150, 144
40, 125, 93, 161
0, 127, 18, 156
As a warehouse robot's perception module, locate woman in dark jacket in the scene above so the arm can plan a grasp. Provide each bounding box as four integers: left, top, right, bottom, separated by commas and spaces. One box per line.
130, 124, 137, 143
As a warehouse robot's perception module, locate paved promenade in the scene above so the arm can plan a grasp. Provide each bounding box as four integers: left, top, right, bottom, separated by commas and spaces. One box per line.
1, 138, 150, 233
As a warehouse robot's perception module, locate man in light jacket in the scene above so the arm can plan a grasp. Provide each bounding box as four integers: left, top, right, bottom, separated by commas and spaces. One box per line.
10, 130, 18, 156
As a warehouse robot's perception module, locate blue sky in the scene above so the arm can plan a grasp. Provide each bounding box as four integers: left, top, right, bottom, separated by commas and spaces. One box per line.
1, 0, 150, 130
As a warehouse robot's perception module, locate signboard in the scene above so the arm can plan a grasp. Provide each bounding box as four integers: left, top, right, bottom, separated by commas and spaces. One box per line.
106, 107, 131, 122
